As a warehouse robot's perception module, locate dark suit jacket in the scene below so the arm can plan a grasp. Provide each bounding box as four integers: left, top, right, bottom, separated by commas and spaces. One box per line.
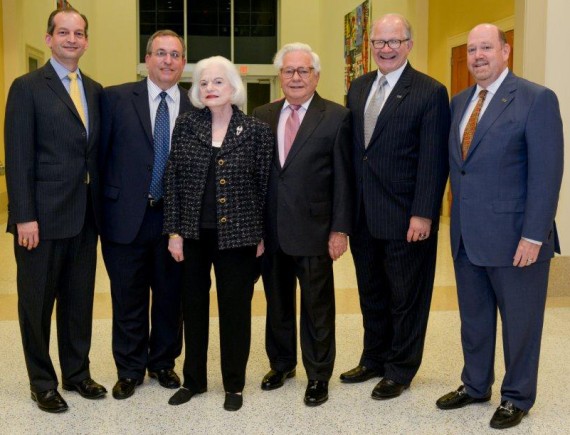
252, 92, 353, 257
163, 106, 273, 250
449, 72, 564, 266
99, 79, 192, 244
347, 64, 450, 239
5, 61, 102, 239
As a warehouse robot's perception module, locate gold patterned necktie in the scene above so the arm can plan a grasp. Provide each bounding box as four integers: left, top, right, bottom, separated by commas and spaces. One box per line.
68, 72, 86, 127
461, 89, 488, 160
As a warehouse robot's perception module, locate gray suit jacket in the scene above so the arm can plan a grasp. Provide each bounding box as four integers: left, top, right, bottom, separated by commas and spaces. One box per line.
5, 61, 102, 239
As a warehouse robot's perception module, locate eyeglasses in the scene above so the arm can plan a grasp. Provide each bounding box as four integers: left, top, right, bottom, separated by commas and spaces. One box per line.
280, 67, 314, 79
151, 50, 183, 60
370, 39, 410, 49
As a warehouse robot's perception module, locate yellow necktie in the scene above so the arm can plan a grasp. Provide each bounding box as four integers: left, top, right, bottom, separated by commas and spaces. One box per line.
68, 72, 86, 127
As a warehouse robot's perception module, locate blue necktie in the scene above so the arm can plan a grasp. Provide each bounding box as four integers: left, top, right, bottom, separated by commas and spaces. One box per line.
149, 91, 170, 200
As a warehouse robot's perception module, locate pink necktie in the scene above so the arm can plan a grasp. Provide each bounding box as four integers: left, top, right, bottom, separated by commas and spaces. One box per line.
284, 104, 301, 162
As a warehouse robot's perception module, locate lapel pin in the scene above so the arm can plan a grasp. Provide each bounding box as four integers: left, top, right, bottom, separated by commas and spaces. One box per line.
501, 98, 508, 103
396, 95, 402, 99
236, 126, 243, 136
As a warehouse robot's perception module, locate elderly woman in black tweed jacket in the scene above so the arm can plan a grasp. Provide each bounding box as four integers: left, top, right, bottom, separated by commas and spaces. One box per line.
163, 56, 273, 411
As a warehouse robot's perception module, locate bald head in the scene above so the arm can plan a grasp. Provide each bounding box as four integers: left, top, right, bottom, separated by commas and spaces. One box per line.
466, 24, 510, 88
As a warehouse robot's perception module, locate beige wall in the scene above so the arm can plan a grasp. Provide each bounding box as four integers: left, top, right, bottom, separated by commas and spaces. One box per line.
427, 0, 515, 88
0, 0, 5, 211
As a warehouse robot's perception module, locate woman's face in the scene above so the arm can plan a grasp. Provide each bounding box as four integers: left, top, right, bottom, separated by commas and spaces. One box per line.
198, 65, 234, 109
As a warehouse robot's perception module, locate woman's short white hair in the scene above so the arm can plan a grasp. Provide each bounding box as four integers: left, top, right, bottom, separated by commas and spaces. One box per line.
189, 56, 246, 108
273, 42, 321, 74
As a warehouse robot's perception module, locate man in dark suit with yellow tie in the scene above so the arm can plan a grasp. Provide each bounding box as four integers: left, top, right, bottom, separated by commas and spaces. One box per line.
4, 7, 106, 413
436, 24, 563, 430
340, 13, 450, 399
253, 43, 352, 406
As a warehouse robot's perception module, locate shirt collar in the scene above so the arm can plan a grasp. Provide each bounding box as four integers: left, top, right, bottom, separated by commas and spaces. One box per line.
50, 57, 81, 80
377, 60, 408, 88
147, 78, 180, 103
282, 94, 315, 112
472, 67, 509, 100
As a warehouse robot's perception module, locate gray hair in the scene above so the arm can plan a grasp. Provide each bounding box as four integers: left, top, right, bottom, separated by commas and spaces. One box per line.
273, 42, 321, 73
189, 56, 246, 108
370, 13, 413, 40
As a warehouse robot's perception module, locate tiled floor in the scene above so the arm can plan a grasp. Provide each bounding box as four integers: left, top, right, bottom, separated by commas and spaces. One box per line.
1, 213, 569, 433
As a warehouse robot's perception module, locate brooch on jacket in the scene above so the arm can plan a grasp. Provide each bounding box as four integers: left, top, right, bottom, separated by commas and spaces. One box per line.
236, 126, 243, 136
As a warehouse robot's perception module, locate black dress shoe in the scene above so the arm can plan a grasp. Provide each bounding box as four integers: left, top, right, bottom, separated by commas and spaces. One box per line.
436, 385, 492, 410
490, 401, 528, 429
62, 378, 107, 399
168, 387, 205, 406
112, 378, 143, 400
31, 389, 68, 413
371, 378, 408, 400
261, 369, 296, 390
339, 365, 380, 383
224, 392, 243, 411
304, 380, 328, 406
148, 368, 181, 389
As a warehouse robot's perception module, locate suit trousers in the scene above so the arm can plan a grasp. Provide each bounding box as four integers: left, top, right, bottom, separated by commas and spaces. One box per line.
262, 249, 336, 381
101, 204, 182, 380
181, 229, 256, 393
350, 213, 437, 385
15, 191, 98, 393
454, 241, 550, 411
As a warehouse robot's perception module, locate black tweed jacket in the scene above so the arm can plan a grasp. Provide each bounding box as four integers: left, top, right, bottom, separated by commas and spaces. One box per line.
163, 105, 273, 249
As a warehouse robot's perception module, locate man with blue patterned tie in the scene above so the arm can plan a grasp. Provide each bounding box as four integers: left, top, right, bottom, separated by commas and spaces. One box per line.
99, 30, 191, 400
5, 7, 106, 413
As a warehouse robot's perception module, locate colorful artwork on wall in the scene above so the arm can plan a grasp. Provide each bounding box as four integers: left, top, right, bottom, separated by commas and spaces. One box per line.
344, 0, 370, 94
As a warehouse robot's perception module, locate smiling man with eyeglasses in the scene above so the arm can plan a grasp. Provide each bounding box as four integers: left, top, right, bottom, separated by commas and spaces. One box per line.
99, 29, 190, 400
340, 13, 450, 402
252, 42, 352, 407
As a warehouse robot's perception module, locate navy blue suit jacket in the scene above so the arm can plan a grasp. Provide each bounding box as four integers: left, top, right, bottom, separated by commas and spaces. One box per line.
99, 79, 192, 244
348, 64, 450, 239
449, 72, 564, 266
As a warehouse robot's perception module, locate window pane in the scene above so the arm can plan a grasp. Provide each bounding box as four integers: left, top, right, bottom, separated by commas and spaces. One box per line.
138, 0, 184, 62
187, 0, 231, 62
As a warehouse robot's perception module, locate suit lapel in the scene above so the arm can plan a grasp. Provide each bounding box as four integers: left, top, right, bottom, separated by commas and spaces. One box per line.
464, 73, 517, 161
132, 79, 154, 146
82, 74, 98, 150
355, 73, 376, 149
43, 62, 86, 129
450, 88, 475, 166
282, 93, 325, 171
178, 84, 192, 115
368, 64, 413, 147
219, 107, 249, 156
264, 99, 285, 170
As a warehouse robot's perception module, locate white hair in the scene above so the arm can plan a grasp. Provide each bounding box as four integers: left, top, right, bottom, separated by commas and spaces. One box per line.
273, 42, 321, 73
189, 56, 246, 108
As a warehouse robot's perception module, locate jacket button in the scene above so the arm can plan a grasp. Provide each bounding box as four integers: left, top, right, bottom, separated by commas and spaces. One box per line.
218, 159, 225, 166
220, 179, 226, 185
219, 197, 226, 204
461, 170, 466, 175
220, 217, 227, 223
363, 156, 368, 161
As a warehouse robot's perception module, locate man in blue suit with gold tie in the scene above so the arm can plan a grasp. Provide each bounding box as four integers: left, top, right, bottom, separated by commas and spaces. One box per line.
436, 24, 564, 430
